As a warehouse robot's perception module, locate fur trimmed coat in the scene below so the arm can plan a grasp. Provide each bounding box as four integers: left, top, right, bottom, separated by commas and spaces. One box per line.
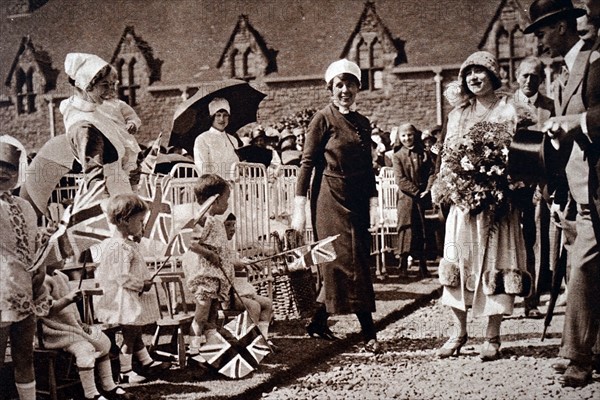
438, 96, 528, 317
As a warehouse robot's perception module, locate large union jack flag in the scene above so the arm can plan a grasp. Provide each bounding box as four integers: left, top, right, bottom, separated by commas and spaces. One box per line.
33, 180, 111, 269
193, 311, 270, 379
138, 173, 173, 244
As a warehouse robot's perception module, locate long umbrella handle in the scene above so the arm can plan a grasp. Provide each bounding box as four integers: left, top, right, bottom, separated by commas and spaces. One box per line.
542, 245, 567, 341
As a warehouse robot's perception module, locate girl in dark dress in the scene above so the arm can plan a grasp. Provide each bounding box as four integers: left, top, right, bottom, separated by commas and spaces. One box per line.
291, 59, 380, 354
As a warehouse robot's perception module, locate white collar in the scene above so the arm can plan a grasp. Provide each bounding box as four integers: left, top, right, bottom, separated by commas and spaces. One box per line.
515, 89, 538, 105
66, 95, 98, 112
208, 126, 226, 134
564, 39, 585, 72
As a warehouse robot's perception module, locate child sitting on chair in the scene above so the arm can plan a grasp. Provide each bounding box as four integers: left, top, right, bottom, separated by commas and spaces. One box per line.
183, 175, 274, 356
40, 260, 134, 400
224, 213, 275, 350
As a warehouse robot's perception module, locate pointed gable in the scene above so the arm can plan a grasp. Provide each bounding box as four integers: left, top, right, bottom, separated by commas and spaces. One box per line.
5, 35, 58, 113
110, 26, 162, 105
340, 1, 405, 90
479, 0, 537, 83
217, 14, 277, 80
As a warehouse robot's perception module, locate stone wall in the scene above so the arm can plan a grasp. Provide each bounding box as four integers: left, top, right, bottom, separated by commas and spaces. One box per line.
0, 68, 463, 153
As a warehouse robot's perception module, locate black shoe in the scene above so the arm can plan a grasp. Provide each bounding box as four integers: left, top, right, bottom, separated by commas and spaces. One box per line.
364, 339, 382, 354
101, 386, 136, 400
524, 307, 543, 319
306, 321, 338, 340
552, 362, 568, 374
139, 360, 172, 376
419, 268, 431, 279
558, 364, 592, 388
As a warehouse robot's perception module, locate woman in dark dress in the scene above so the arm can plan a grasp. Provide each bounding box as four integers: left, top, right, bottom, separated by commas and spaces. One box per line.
291, 59, 380, 353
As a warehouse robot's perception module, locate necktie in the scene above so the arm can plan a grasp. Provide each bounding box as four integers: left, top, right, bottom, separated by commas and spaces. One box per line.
1, 192, 32, 266
557, 63, 569, 105
560, 64, 570, 87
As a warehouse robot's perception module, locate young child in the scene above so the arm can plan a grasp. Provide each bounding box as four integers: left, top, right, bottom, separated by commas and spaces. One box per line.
40, 260, 134, 400
0, 135, 50, 400
182, 174, 234, 354
224, 213, 275, 350
97, 67, 141, 134
391, 123, 435, 278
183, 175, 275, 355
95, 194, 170, 384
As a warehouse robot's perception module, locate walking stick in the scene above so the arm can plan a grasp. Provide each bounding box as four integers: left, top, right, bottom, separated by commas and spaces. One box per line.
541, 247, 567, 341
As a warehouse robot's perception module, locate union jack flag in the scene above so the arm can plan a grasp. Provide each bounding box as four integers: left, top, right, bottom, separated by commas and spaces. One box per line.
286, 234, 339, 269
163, 194, 219, 257
140, 132, 162, 175
139, 173, 173, 244
33, 180, 110, 269
193, 311, 270, 379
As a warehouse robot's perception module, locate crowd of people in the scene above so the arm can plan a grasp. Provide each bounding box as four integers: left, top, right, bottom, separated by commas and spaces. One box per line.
1, 0, 600, 398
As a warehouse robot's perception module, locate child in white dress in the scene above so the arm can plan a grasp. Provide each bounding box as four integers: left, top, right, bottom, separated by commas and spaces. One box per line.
41, 260, 134, 400
95, 193, 170, 384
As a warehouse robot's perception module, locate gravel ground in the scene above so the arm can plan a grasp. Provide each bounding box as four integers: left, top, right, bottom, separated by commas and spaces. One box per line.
261, 296, 600, 400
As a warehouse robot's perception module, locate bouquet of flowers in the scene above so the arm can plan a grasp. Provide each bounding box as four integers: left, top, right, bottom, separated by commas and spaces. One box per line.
431, 121, 514, 224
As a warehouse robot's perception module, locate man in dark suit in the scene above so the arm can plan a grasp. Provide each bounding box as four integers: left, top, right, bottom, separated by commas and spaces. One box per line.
509, 56, 556, 319
528, 0, 600, 388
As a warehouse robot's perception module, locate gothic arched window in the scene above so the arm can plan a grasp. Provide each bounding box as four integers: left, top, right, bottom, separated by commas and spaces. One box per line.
15, 67, 36, 114
356, 37, 384, 91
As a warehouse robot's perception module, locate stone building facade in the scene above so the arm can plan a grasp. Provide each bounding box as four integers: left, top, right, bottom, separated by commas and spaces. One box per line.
0, 0, 549, 153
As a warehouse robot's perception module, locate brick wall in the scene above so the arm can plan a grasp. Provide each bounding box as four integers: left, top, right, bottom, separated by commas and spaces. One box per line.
0, 69, 461, 153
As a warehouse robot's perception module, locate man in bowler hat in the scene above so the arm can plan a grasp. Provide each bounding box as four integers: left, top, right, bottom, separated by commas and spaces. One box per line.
527, 0, 600, 387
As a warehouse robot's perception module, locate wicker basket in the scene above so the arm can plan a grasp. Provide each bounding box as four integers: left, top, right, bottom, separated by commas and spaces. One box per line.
256, 265, 316, 321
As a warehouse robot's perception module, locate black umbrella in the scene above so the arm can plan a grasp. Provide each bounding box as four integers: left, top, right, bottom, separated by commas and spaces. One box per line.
169, 79, 267, 155
541, 246, 567, 341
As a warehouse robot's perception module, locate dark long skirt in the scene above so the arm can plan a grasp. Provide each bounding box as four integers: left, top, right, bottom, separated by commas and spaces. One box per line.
311, 172, 376, 314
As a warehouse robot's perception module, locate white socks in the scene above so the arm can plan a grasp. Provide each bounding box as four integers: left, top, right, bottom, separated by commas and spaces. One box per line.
96, 355, 117, 392
79, 367, 100, 399
15, 381, 36, 400
135, 347, 154, 367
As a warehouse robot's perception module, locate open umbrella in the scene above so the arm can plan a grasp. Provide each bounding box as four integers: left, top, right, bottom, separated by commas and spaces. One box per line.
169, 79, 267, 155
154, 153, 194, 175
19, 135, 77, 218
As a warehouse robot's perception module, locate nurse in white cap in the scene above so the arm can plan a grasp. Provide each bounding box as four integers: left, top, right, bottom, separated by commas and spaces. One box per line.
59, 52, 140, 194
291, 59, 381, 354
193, 97, 240, 180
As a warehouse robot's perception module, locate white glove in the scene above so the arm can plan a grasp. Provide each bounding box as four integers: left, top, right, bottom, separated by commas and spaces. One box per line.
369, 197, 379, 228
291, 196, 307, 232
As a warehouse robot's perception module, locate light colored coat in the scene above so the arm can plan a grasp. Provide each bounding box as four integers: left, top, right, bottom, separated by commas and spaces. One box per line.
439, 97, 527, 317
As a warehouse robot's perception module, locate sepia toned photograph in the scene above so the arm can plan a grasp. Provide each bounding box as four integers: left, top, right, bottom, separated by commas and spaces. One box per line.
1, 0, 599, 398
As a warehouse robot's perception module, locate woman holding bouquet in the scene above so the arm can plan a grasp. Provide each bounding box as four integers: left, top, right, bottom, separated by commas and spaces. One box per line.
433, 51, 527, 361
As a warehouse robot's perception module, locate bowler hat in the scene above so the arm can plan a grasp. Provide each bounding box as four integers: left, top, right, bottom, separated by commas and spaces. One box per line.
524, 0, 586, 34
236, 144, 273, 167
507, 129, 552, 184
